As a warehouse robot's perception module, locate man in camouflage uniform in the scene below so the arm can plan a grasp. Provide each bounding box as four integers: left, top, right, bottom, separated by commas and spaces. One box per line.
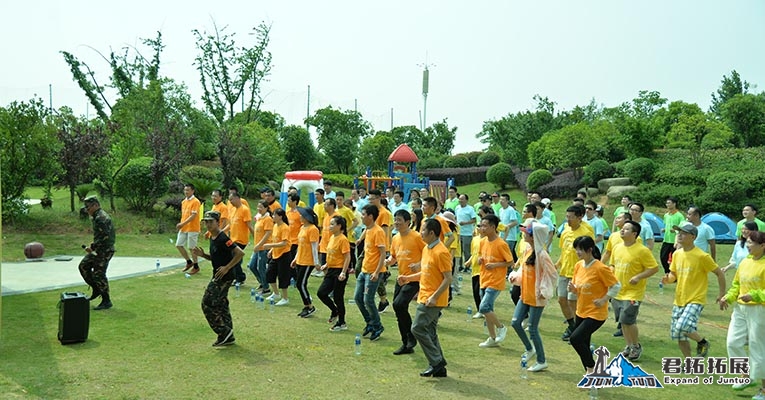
79, 196, 116, 310
192, 211, 245, 347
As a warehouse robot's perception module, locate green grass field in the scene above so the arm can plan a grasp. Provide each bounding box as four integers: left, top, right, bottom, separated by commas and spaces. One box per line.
0, 184, 754, 399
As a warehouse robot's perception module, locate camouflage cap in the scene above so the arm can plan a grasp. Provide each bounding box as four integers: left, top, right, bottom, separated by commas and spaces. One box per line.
202, 211, 221, 222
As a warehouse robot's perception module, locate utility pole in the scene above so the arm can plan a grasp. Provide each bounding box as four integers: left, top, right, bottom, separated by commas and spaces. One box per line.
49, 84, 53, 112
306, 84, 311, 132
417, 56, 435, 132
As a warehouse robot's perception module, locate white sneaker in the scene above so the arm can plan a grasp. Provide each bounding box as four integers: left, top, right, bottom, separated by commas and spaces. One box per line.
522, 346, 536, 362
522, 319, 529, 331
266, 293, 279, 301
753, 389, 765, 400
496, 325, 508, 343
275, 298, 289, 306
472, 312, 484, 319
310, 270, 320, 277
479, 337, 499, 348
527, 362, 548, 372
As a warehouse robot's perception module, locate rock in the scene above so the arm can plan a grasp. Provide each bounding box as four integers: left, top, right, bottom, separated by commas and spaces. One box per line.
579, 187, 600, 197
607, 185, 639, 198
598, 177, 631, 193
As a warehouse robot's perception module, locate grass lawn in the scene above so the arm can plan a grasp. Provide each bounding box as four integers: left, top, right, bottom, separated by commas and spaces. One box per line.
1, 184, 750, 399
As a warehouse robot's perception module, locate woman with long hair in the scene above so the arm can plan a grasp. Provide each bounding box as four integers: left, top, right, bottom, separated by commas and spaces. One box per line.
567, 236, 621, 374
723, 221, 759, 273
411, 208, 424, 232
264, 208, 291, 305
317, 215, 351, 331
291, 207, 321, 318
510, 219, 558, 372
248, 200, 273, 295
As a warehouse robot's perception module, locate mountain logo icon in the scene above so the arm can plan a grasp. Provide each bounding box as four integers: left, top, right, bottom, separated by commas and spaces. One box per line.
578, 346, 663, 389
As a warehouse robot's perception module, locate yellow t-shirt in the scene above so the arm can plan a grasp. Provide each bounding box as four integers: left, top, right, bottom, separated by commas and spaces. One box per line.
670, 246, 719, 306
469, 235, 482, 277
180, 197, 201, 233
229, 204, 252, 245
573, 259, 619, 321
313, 203, 327, 237
418, 241, 452, 307
559, 223, 595, 278
336, 206, 356, 232
479, 236, 514, 291
391, 230, 426, 276
726, 257, 765, 305
325, 234, 350, 269
270, 223, 290, 259
296, 225, 320, 266
362, 224, 387, 274
612, 242, 658, 301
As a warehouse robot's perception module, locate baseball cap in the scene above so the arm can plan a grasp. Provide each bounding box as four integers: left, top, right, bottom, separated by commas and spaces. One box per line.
202, 211, 221, 222
672, 223, 698, 236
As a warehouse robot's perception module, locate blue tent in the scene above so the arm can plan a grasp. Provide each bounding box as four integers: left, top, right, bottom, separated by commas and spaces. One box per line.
642, 212, 665, 243
701, 212, 738, 244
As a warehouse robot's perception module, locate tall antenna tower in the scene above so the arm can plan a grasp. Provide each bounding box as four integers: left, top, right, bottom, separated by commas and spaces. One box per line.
417, 56, 435, 132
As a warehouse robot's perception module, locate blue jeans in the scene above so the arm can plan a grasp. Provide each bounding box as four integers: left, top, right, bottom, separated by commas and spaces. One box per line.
354, 272, 382, 330
511, 301, 546, 363
248, 250, 269, 290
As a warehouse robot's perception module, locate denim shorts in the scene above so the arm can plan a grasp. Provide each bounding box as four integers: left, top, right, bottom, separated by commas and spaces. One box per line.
479, 287, 501, 314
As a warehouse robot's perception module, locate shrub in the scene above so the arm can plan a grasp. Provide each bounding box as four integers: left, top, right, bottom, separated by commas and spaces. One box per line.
477, 151, 501, 166
526, 169, 554, 191
630, 183, 700, 208
443, 155, 472, 168
583, 160, 614, 184
703, 171, 753, 202
623, 157, 656, 184
323, 173, 355, 188
179, 165, 223, 184
75, 184, 95, 202
458, 151, 483, 167
115, 157, 166, 212
419, 155, 448, 170
420, 166, 491, 186
537, 170, 583, 199
486, 163, 515, 189
1, 197, 29, 224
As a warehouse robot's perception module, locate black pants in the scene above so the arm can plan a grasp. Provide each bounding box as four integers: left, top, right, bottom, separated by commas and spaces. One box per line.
317, 268, 348, 323
267, 254, 291, 289
570, 316, 605, 370
233, 243, 247, 283
660, 242, 675, 274
472, 275, 481, 310
289, 244, 298, 282
295, 265, 314, 306
510, 285, 521, 306
393, 281, 420, 346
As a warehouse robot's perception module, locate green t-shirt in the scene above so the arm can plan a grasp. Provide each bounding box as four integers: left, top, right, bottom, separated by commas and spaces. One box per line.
663, 211, 686, 243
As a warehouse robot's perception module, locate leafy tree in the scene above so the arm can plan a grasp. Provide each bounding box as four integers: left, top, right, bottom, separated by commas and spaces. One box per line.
279, 125, 317, 171
359, 132, 397, 171
218, 122, 288, 187
56, 109, 111, 212
0, 98, 60, 215
667, 113, 734, 168
528, 121, 613, 176
710, 70, 750, 116
720, 93, 765, 148
193, 21, 272, 125
305, 106, 372, 173
486, 162, 514, 189
422, 119, 457, 159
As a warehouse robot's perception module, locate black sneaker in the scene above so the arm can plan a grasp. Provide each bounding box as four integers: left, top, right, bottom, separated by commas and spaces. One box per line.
370, 326, 385, 341
561, 327, 572, 342
300, 307, 316, 318
696, 340, 710, 357
297, 308, 309, 317
362, 325, 373, 337
93, 301, 113, 310
613, 329, 623, 337
213, 329, 235, 347
378, 300, 390, 313
393, 345, 414, 355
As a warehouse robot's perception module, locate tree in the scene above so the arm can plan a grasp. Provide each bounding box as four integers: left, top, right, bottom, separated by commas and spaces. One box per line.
667, 113, 734, 168
305, 106, 372, 173
528, 121, 613, 176
359, 133, 397, 171
0, 98, 60, 220
601, 90, 666, 159
193, 21, 272, 125
279, 125, 317, 171
720, 93, 765, 148
57, 109, 111, 212
422, 119, 457, 159
218, 122, 288, 187
710, 70, 750, 116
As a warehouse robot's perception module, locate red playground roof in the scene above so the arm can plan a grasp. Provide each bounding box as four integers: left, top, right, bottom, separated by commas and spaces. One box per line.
388, 144, 419, 162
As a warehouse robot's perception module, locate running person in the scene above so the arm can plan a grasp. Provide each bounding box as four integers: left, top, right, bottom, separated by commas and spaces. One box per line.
317, 215, 352, 331
291, 207, 321, 318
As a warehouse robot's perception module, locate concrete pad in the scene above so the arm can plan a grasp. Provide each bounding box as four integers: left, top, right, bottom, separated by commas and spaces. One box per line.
1, 256, 187, 296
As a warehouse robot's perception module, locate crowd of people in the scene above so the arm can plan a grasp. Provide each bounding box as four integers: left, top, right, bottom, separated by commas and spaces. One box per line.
75, 182, 763, 396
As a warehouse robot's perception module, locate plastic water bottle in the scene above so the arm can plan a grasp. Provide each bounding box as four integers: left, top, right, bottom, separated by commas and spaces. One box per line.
258, 295, 265, 310
457, 273, 463, 290
658, 281, 664, 295
520, 354, 528, 379
235, 282, 241, 297
355, 334, 362, 355
250, 288, 257, 303
269, 297, 275, 313
184, 273, 191, 279
155, 259, 160, 272
589, 387, 598, 400
590, 344, 596, 354
290, 277, 296, 288
467, 306, 473, 322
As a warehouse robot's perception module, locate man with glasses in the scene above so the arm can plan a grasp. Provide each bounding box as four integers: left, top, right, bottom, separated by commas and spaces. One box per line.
584, 200, 605, 252
628, 202, 655, 250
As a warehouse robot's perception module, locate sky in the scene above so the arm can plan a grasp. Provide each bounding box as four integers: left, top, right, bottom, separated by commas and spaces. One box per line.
1, 1, 764, 153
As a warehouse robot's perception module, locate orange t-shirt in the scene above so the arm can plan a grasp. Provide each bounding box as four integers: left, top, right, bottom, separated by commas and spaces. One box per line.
180, 197, 201, 233
326, 234, 351, 269
296, 224, 320, 266
229, 204, 252, 245
286, 208, 302, 245
253, 213, 274, 248
270, 223, 290, 259
268, 200, 282, 213
479, 236, 514, 291
391, 231, 426, 276
418, 241, 452, 307
376, 206, 393, 250
211, 201, 229, 225
519, 247, 538, 306
572, 259, 619, 321
362, 224, 387, 274
319, 211, 336, 254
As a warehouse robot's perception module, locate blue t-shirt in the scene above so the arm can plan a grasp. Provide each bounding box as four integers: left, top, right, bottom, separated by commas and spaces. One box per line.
455, 204, 477, 236
499, 206, 519, 241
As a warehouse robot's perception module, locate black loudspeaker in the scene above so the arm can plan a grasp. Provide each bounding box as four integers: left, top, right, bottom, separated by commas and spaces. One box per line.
58, 292, 90, 344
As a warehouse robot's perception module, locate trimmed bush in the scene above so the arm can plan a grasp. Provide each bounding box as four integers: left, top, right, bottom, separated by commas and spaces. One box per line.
421, 167, 491, 186
630, 183, 700, 208
115, 157, 166, 212
419, 155, 448, 170
323, 173, 355, 189
486, 163, 515, 189
584, 160, 614, 184
179, 165, 223, 184
537, 170, 583, 199
460, 151, 484, 167
477, 151, 501, 166
443, 155, 472, 168
623, 157, 656, 184
526, 169, 554, 191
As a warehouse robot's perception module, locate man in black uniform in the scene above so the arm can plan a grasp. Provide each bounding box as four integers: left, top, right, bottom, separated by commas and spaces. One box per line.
192, 211, 245, 347
79, 196, 116, 310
